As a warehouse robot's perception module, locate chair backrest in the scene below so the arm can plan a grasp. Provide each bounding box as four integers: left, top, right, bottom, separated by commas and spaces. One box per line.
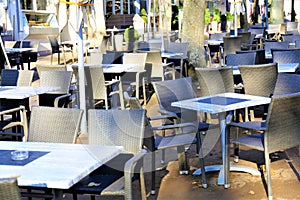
286, 22, 298, 31
273, 73, 300, 95
264, 41, 289, 53
0, 69, 19, 86
167, 42, 189, 57
27, 106, 83, 143
249, 27, 265, 35
238, 32, 251, 43
122, 53, 147, 71
153, 77, 198, 124
36, 64, 67, 78
102, 52, 116, 64
84, 66, 107, 100
295, 40, 300, 48
272, 49, 300, 64
39, 71, 72, 94
209, 32, 226, 40
282, 34, 300, 43
145, 51, 164, 81
226, 53, 256, 66
48, 36, 60, 52
195, 67, 234, 97
238, 63, 278, 97
88, 109, 145, 154
87, 52, 116, 65
138, 42, 162, 52
17, 70, 34, 86
236, 49, 266, 64
265, 92, 300, 153
223, 36, 242, 58
0, 178, 21, 200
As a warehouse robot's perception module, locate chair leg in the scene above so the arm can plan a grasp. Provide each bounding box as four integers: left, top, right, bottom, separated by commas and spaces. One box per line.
57, 52, 60, 64
197, 131, 207, 188
177, 145, 189, 174
51, 54, 53, 64
265, 152, 273, 200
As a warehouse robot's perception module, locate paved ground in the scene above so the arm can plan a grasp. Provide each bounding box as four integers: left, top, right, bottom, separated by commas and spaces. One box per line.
19, 53, 300, 200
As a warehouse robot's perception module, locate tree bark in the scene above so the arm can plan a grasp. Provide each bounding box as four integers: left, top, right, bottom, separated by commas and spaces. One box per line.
270, 0, 284, 24
181, 0, 206, 70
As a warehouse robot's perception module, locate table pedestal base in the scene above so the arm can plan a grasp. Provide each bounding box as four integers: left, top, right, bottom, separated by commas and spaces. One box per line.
193, 162, 261, 188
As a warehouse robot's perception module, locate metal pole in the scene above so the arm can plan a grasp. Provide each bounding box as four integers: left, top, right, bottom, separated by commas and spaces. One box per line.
234, 0, 238, 36
147, 0, 151, 40
265, 0, 268, 29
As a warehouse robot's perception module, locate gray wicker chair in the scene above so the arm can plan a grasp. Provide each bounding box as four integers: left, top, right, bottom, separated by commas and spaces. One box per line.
165, 42, 189, 77
121, 53, 148, 102
39, 70, 73, 107
84, 65, 124, 110
282, 34, 300, 44
295, 40, 300, 48
229, 92, 300, 200
236, 49, 266, 64
67, 109, 147, 200
220, 36, 242, 66
26, 106, 83, 143
226, 53, 256, 66
273, 73, 300, 95
0, 178, 21, 200
35, 63, 67, 78
272, 49, 300, 64
238, 63, 278, 121
153, 78, 217, 178
264, 41, 289, 53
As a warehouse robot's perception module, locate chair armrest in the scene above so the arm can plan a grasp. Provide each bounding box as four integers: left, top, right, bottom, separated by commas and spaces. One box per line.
105, 80, 120, 87
54, 93, 71, 107
151, 122, 198, 132
124, 149, 147, 200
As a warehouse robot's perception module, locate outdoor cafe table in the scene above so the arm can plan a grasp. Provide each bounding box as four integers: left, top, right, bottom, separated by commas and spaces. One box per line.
0, 141, 123, 200
171, 93, 271, 188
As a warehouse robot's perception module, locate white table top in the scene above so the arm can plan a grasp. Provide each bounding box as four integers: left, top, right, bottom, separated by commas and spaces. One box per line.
171, 93, 271, 114
161, 52, 185, 58
232, 63, 300, 75
204, 39, 224, 45
0, 86, 60, 99
71, 64, 139, 73
5, 48, 33, 53
0, 141, 123, 189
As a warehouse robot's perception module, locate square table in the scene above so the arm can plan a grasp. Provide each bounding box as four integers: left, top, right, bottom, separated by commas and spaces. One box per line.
0, 141, 123, 200
171, 93, 271, 188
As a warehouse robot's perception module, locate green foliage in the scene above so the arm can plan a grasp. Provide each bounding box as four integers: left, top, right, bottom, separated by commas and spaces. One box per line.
140, 8, 148, 23
226, 12, 234, 21
124, 27, 141, 42
205, 6, 221, 25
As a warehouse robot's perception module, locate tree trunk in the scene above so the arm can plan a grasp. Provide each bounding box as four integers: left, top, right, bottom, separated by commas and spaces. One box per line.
270, 0, 284, 24
181, 0, 206, 70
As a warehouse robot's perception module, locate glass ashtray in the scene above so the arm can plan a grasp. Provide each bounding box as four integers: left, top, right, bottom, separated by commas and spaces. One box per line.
11, 150, 29, 161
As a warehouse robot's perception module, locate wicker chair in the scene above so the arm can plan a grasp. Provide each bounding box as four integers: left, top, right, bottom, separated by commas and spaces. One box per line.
38, 71, 73, 107
220, 36, 242, 66
264, 41, 289, 53
152, 78, 217, 176
295, 40, 300, 48
238, 63, 278, 121
67, 109, 147, 200
165, 42, 189, 77
273, 73, 300, 95
226, 53, 256, 66
35, 63, 67, 78
0, 178, 21, 200
229, 92, 300, 200
84, 65, 124, 110
236, 49, 266, 64
282, 34, 300, 44
272, 49, 300, 64
121, 53, 148, 102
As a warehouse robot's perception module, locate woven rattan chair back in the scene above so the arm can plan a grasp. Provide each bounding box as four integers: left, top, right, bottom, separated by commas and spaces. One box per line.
146, 51, 165, 81
27, 106, 83, 143
236, 49, 266, 64
84, 66, 107, 100
88, 109, 145, 154
39, 71, 72, 94
36, 64, 67, 78
264, 41, 289, 53
226, 52, 256, 66
223, 36, 242, 57
122, 53, 147, 72
195, 67, 234, 97
1, 69, 18, 86
238, 32, 251, 43
167, 42, 189, 57
238, 63, 278, 97
0, 178, 21, 200
265, 92, 300, 154
209, 32, 226, 40
17, 70, 34, 86
273, 73, 300, 95
272, 49, 300, 64
153, 77, 198, 124
295, 40, 300, 48
282, 34, 300, 44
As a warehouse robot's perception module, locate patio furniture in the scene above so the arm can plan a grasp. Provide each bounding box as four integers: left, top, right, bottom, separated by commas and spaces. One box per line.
48, 36, 74, 65
164, 42, 189, 77
67, 109, 147, 200
220, 36, 242, 66
153, 78, 217, 175
226, 52, 256, 66
273, 73, 300, 95
19, 40, 38, 70
264, 41, 289, 54
0, 178, 21, 200
35, 63, 67, 78
229, 92, 300, 200
236, 49, 266, 64
238, 63, 278, 121
0, 106, 27, 141
171, 93, 271, 188
240, 34, 257, 50
84, 65, 124, 110
272, 49, 300, 64
121, 52, 148, 101
38, 71, 73, 107
0, 141, 123, 200
295, 40, 300, 48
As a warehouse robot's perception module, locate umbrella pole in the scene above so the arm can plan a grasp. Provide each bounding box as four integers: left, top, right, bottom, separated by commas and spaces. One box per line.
234, 0, 238, 36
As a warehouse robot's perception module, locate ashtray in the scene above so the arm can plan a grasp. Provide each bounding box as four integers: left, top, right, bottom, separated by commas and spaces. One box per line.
11, 150, 29, 161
